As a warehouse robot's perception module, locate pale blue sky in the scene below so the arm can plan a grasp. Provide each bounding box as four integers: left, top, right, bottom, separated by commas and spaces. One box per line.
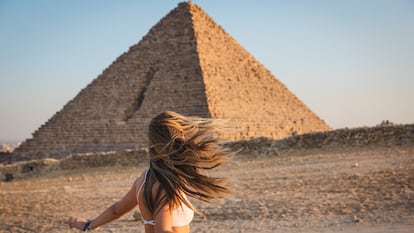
0, 0, 413, 142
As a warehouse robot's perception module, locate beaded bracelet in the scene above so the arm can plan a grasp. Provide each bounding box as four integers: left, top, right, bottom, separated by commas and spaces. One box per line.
82, 221, 91, 231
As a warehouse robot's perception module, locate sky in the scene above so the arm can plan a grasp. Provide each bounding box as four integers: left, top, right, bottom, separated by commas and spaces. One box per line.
0, 0, 413, 143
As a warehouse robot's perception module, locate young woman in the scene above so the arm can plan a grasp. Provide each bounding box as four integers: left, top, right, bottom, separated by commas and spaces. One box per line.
67, 111, 232, 232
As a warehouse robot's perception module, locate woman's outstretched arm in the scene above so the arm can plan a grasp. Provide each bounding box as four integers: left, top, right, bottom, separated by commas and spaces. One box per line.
67, 173, 144, 230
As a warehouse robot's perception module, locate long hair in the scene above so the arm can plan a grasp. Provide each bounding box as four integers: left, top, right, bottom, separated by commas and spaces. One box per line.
143, 111, 232, 217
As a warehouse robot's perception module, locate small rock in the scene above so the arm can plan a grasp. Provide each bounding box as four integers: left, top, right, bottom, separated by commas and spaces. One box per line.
63, 185, 73, 194
133, 210, 141, 221
5, 172, 14, 182
353, 215, 362, 222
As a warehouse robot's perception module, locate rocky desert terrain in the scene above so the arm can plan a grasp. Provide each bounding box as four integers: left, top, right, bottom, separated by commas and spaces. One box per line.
1, 124, 413, 233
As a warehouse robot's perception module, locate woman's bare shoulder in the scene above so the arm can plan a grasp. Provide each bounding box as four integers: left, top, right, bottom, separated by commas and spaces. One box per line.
133, 169, 149, 189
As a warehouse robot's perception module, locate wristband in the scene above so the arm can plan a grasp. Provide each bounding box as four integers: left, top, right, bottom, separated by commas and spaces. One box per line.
82, 221, 91, 231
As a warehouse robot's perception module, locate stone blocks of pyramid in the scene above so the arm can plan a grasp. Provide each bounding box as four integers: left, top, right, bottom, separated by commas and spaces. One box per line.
12, 2, 330, 161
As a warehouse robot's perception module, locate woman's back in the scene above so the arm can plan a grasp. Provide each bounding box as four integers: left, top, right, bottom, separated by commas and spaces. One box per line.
135, 169, 193, 233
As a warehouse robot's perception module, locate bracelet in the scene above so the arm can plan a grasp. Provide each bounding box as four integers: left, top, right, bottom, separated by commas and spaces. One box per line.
82, 221, 91, 231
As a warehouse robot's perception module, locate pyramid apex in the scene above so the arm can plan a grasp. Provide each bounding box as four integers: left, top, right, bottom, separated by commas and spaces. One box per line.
177, 1, 194, 7
177, 1, 203, 11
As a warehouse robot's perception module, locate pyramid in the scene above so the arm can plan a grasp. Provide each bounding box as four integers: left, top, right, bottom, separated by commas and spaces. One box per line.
13, 2, 330, 161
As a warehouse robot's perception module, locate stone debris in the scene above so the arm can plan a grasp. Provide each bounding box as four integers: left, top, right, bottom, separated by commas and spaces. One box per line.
1, 123, 412, 181
228, 123, 414, 156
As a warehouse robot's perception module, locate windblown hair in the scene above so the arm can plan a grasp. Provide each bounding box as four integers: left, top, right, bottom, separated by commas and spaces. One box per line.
143, 111, 232, 217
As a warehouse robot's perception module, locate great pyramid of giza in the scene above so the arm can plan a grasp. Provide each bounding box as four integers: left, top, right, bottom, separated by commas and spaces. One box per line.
12, 2, 330, 161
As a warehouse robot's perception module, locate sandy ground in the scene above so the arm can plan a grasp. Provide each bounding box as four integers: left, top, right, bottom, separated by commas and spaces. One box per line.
0, 145, 413, 233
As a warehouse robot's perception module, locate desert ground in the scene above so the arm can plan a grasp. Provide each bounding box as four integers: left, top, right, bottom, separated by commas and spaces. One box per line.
1, 145, 413, 233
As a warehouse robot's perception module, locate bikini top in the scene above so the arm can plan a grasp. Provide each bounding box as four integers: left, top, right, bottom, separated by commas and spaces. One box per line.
136, 169, 194, 227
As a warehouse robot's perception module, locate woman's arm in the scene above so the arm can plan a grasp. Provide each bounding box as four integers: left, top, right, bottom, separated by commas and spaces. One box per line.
67, 174, 143, 230
88, 183, 139, 229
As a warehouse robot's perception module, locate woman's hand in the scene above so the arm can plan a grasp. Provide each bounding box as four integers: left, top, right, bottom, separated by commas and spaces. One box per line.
67, 216, 89, 230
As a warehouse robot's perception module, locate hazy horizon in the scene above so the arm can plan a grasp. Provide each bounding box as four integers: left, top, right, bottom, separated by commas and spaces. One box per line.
1, 0, 413, 142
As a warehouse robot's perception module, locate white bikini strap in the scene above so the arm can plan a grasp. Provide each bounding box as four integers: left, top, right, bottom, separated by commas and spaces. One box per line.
136, 169, 149, 201
142, 219, 155, 225
137, 169, 155, 225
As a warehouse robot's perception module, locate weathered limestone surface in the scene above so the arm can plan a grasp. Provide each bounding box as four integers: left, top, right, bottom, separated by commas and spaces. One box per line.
12, 2, 330, 161
190, 4, 329, 139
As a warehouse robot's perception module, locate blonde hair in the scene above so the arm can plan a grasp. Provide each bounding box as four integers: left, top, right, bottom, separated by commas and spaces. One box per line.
143, 111, 232, 216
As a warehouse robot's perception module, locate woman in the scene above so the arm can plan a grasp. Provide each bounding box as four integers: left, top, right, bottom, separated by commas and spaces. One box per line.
67, 111, 232, 232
